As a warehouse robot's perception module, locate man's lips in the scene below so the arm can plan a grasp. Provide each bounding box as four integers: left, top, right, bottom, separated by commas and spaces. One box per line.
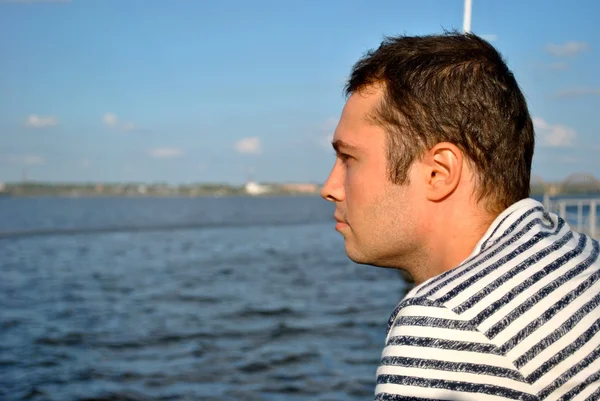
334, 215, 348, 230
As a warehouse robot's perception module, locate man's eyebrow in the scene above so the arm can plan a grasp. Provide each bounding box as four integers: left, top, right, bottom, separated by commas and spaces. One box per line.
332, 139, 361, 153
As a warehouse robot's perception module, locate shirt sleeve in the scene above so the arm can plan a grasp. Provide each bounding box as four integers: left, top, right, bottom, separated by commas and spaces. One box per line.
374, 297, 539, 401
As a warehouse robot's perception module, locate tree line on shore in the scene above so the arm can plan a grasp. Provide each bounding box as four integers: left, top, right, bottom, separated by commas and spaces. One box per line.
0, 181, 322, 197
2, 181, 600, 197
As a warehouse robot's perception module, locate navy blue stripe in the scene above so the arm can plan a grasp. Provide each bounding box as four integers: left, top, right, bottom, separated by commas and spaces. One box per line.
478, 209, 519, 251
583, 384, 600, 401
431, 218, 565, 303
387, 298, 445, 336
474, 230, 580, 330
557, 369, 600, 401
380, 356, 526, 382
486, 236, 595, 339
526, 318, 600, 384
376, 375, 538, 400
538, 345, 600, 399
472, 231, 587, 325
419, 209, 548, 297
502, 261, 600, 355
453, 230, 573, 315
394, 316, 476, 331
515, 291, 600, 369
375, 394, 454, 401
386, 335, 503, 355
480, 206, 548, 251
387, 306, 405, 337
401, 297, 445, 308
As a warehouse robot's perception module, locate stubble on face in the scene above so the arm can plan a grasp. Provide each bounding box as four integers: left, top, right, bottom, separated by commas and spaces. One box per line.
349, 171, 425, 271
331, 90, 427, 272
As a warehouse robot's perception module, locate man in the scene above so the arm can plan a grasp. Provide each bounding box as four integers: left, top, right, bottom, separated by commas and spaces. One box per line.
321, 32, 600, 400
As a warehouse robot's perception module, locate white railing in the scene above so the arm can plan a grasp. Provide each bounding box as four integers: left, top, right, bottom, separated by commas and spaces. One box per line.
543, 195, 599, 239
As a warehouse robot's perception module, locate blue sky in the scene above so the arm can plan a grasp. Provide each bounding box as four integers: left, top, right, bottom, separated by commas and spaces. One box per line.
0, 0, 598, 185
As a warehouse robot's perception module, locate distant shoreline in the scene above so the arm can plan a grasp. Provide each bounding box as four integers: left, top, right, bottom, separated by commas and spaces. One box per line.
1, 181, 599, 198
3, 192, 600, 200
0, 182, 323, 198
0, 193, 322, 199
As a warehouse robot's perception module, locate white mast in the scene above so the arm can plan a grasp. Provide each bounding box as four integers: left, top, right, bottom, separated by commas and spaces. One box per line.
463, 0, 472, 33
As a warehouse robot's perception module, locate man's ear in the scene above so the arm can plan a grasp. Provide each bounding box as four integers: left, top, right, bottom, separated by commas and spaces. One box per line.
421, 142, 463, 202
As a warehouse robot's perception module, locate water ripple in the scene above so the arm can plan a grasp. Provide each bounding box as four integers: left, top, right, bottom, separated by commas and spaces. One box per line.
0, 197, 407, 400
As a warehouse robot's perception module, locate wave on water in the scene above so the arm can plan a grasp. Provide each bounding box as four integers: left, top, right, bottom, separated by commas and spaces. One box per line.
0, 197, 406, 401
0, 219, 329, 240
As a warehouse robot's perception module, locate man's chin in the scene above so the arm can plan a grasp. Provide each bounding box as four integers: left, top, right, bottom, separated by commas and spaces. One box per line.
344, 246, 408, 273
344, 245, 377, 266
344, 246, 363, 264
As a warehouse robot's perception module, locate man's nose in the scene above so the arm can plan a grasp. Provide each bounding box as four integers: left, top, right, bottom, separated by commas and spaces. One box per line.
320, 163, 345, 202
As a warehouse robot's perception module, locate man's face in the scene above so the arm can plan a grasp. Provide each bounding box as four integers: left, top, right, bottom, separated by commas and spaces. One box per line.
321, 87, 426, 269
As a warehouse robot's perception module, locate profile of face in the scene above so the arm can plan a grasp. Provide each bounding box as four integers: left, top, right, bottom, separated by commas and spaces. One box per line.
321, 87, 426, 269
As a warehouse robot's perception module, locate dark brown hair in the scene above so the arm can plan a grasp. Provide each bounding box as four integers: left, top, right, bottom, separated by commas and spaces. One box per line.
345, 32, 534, 214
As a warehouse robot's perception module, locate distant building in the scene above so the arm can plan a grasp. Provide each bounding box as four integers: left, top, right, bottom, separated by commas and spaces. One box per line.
0, 181, 5, 192
245, 180, 269, 195
281, 183, 318, 193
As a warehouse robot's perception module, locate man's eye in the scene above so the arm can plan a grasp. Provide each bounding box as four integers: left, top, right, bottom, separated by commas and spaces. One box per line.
338, 153, 351, 162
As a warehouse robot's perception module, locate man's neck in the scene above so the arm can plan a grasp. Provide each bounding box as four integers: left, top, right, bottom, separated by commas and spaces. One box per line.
413, 204, 497, 285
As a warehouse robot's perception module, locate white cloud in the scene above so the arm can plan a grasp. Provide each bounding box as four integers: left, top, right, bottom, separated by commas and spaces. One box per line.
322, 117, 338, 131
103, 112, 118, 127
533, 117, 576, 147
122, 121, 136, 131
554, 87, 600, 98
2, 154, 45, 165
546, 41, 589, 57
148, 148, 183, 158
25, 114, 57, 128
320, 134, 334, 148
234, 137, 261, 154
318, 117, 338, 148
481, 34, 498, 42
103, 112, 136, 132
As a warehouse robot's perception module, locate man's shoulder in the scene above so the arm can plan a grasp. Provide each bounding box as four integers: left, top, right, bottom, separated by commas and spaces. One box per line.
388, 294, 457, 321
386, 294, 487, 341
386, 205, 600, 343
378, 294, 537, 400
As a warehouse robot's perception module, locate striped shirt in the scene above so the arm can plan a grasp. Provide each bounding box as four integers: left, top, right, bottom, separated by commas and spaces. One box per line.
375, 198, 600, 401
